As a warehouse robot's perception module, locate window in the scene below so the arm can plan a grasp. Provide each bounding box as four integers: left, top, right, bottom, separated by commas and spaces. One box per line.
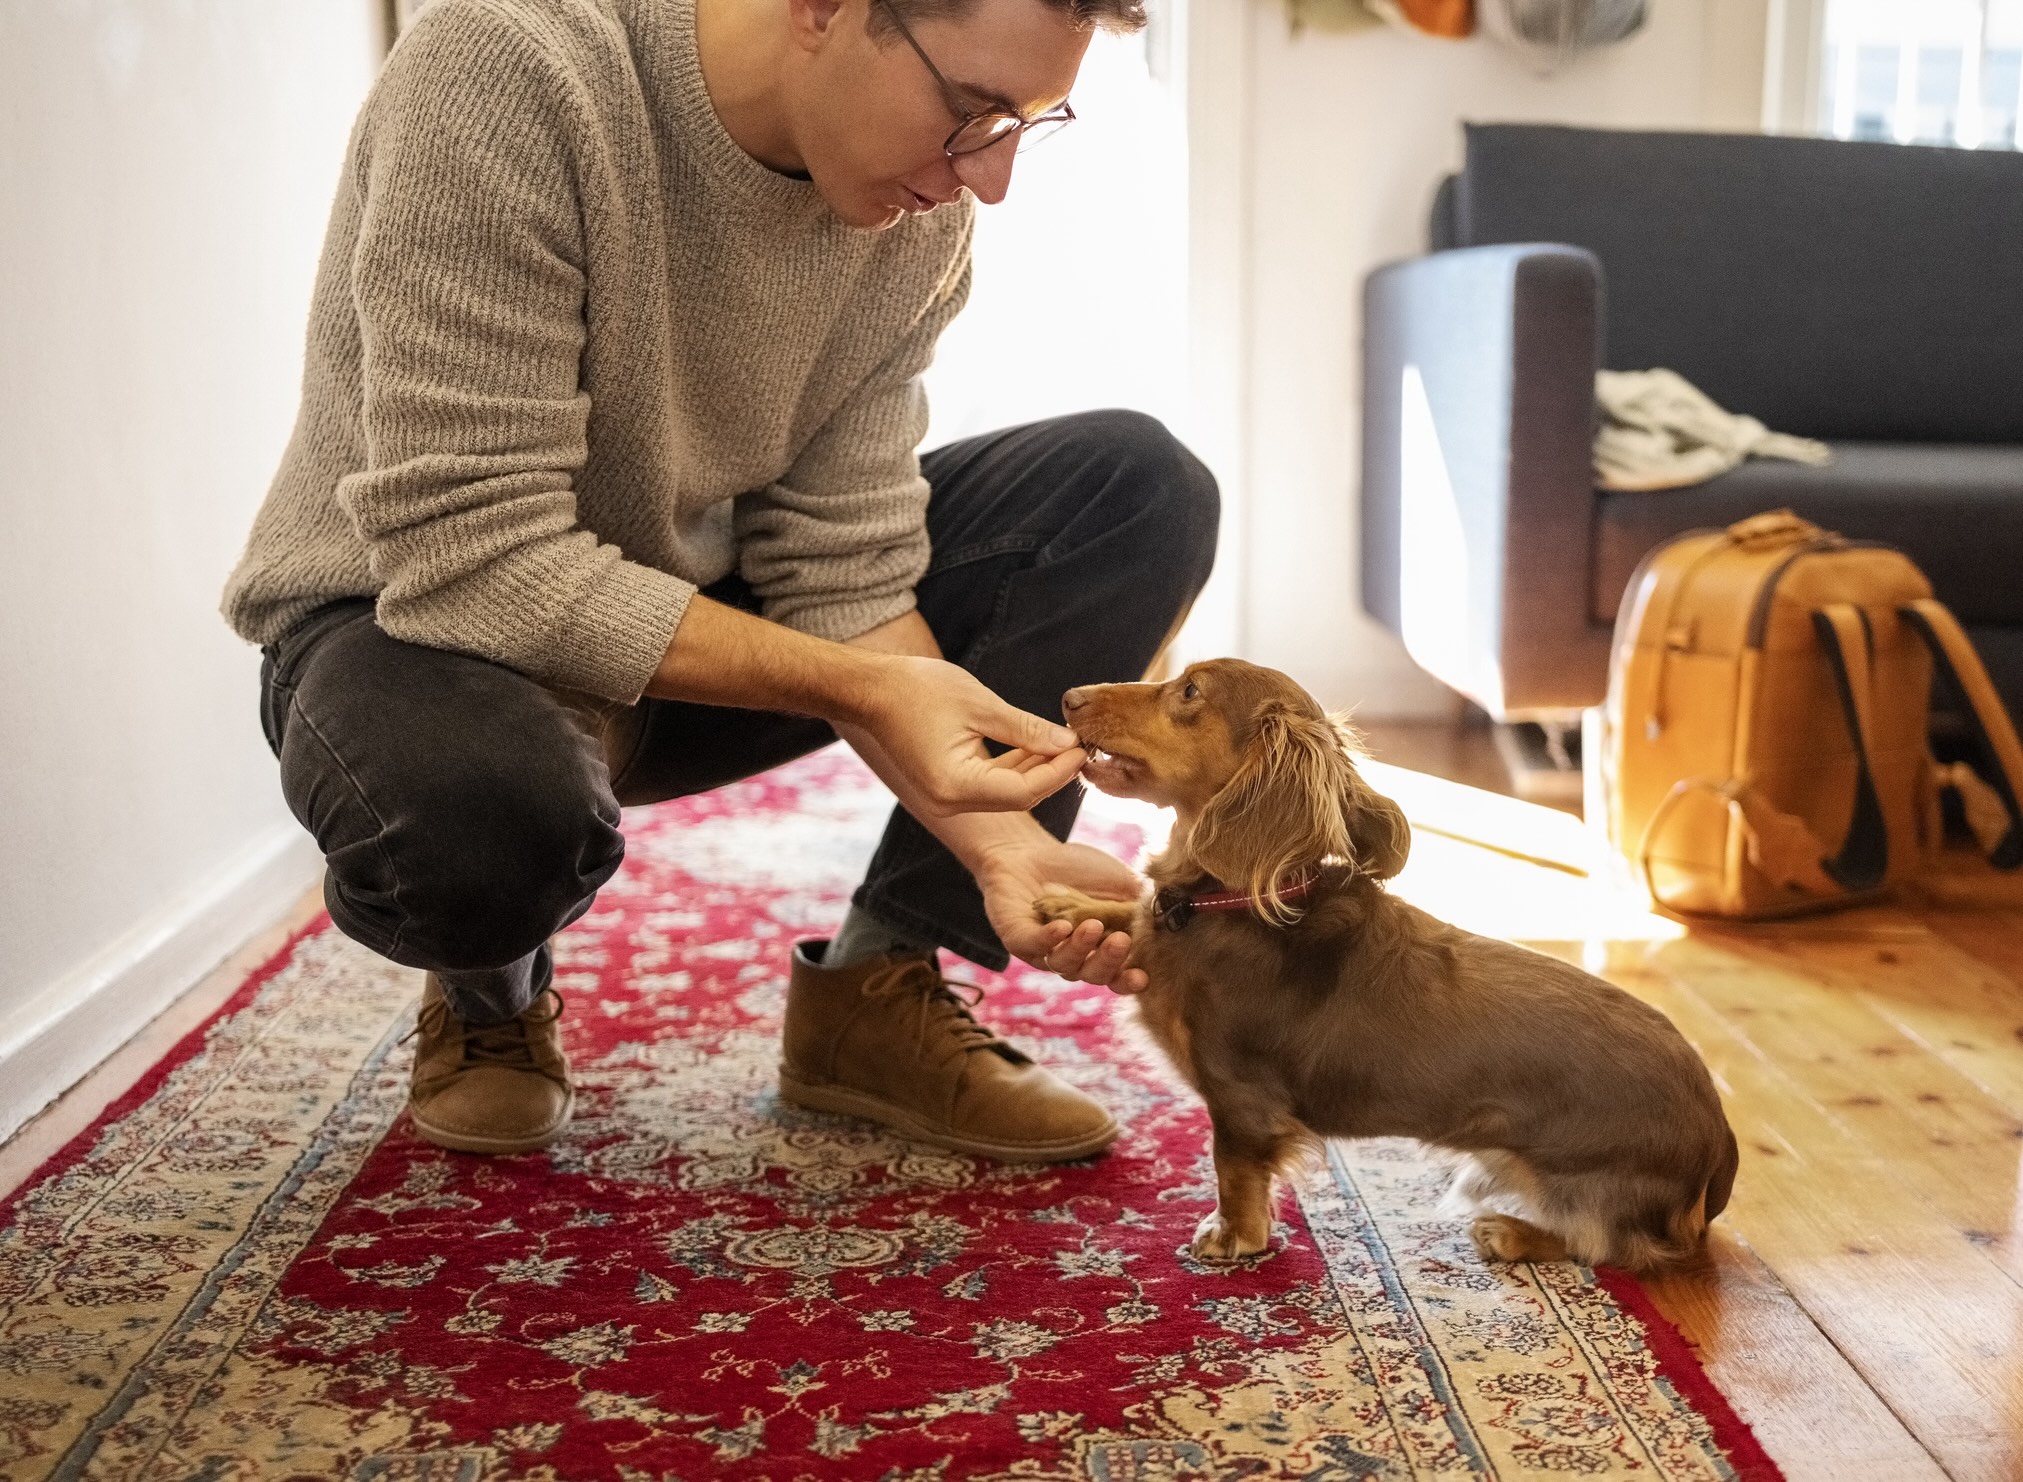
1820, 0, 2023, 148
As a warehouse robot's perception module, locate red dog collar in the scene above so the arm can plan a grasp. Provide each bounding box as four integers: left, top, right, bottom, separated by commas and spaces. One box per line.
1153, 873, 1316, 932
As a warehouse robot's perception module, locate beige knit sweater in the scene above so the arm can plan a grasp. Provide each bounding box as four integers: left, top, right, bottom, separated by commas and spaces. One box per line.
222, 0, 973, 703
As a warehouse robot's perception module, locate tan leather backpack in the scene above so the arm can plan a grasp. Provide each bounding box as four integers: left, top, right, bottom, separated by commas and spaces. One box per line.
1602, 510, 2023, 918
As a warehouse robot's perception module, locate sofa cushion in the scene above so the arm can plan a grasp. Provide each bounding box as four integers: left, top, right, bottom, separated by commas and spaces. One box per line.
1450, 124, 2023, 443
1590, 443, 2023, 629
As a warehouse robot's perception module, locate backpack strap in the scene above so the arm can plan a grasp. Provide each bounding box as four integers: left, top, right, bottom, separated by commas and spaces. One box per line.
1811, 606, 1891, 893
1899, 599, 2023, 869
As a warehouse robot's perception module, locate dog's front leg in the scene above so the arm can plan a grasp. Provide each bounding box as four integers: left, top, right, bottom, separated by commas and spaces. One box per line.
1191, 1124, 1278, 1262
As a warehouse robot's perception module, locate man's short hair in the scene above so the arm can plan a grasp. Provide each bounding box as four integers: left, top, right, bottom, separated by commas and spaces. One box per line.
872, 0, 1149, 39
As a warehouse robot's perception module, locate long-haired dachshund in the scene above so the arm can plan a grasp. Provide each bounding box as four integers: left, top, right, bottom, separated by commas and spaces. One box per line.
1035, 659, 1737, 1272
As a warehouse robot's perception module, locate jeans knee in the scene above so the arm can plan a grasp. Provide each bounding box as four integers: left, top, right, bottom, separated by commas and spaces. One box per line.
329, 775, 623, 972
1066, 409, 1220, 583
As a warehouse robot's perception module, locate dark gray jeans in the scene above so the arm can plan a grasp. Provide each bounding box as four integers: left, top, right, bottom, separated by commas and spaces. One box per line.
259, 410, 1218, 1023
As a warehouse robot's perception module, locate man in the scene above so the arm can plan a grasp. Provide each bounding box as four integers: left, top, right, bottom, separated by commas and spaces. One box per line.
222, 0, 1216, 1161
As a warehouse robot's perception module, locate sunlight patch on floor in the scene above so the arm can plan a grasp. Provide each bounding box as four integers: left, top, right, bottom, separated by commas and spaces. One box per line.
1078, 757, 1683, 948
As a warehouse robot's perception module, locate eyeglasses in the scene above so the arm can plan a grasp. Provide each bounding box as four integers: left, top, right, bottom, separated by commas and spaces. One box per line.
875, 0, 1076, 157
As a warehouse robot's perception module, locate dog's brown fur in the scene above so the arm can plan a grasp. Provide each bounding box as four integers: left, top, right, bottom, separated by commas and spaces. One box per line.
1036, 659, 1738, 1271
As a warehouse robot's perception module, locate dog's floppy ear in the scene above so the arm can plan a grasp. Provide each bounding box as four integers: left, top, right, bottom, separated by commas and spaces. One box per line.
1189, 702, 1353, 921
1345, 770, 1411, 880
1328, 714, 1411, 880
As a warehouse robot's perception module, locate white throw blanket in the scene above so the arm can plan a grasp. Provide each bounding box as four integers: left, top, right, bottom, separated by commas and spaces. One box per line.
1594, 368, 1832, 492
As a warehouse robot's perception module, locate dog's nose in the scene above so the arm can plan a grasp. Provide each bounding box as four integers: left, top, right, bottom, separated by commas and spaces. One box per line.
1062, 687, 1088, 716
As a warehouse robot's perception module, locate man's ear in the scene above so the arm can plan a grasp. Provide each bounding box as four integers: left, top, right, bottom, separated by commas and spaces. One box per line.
787, 0, 849, 47
1187, 704, 1353, 921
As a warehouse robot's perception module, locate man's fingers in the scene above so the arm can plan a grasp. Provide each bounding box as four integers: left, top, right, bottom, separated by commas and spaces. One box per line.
1038, 919, 1096, 971
991, 748, 1065, 778
1007, 749, 1068, 777
1011, 918, 1076, 972
1002, 748, 1086, 801
965, 749, 1085, 811
1044, 921, 1133, 986
1088, 930, 1132, 980
983, 702, 1079, 757
922, 748, 1082, 815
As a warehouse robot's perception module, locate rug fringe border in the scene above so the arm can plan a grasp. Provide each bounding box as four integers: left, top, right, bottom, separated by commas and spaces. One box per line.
1592, 1264, 1787, 1480
0, 912, 334, 1229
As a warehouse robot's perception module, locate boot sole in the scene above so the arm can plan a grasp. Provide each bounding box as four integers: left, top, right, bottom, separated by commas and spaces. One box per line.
408, 1090, 575, 1155
777, 1070, 1118, 1164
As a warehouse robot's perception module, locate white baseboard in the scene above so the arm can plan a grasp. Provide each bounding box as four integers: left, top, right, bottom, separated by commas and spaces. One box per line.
0, 826, 323, 1143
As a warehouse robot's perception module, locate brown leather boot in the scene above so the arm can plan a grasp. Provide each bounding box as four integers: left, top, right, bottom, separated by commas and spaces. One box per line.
778, 942, 1118, 1163
407, 976, 573, 1154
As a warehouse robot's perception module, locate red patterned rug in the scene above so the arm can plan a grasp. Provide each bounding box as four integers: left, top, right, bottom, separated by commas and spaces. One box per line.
0, 751, 1780, 1480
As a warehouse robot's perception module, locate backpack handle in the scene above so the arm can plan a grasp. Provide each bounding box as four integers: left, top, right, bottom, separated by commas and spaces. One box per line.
1811, 606, 1892, 893
1634, 773, 1840, 910
1899, 599, 2023, 869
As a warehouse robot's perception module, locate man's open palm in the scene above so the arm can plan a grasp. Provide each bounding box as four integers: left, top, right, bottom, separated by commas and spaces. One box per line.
978, 838, 1147, 993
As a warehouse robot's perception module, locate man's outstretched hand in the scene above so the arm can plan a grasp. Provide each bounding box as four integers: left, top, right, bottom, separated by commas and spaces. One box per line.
854, 654, 1089, 817
650, 598, 1087, 819
978, 838, 1148, 995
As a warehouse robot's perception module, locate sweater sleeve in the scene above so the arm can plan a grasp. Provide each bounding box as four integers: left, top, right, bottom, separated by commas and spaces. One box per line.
732, 233, 973, 642
335, 3, 692, 703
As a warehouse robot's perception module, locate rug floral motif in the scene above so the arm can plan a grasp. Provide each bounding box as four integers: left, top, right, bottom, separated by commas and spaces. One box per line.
0, 751, 1776, 1481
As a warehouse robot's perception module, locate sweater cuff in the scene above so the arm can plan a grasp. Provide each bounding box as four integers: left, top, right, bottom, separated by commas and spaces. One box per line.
546, 559, 695, 703
768, 589, 919, 645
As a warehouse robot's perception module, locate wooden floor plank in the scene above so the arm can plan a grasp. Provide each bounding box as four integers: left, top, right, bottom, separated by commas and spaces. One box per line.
1641, 1230, 1949, 1482
1647, 933, 2023, 1286
1920, 903, 2023, 994
1706, 923, 2023, 1119
1605, 946, 2023, 1482
1363, 757, 1596, 877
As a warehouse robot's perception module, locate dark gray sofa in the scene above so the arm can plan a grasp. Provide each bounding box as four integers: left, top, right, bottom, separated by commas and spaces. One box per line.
1360, 123, 2023, 721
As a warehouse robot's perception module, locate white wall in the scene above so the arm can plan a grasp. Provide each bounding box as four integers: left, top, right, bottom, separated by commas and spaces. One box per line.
925, 29, 1190, 446
0, 1, 383, 1135
1225, 0, 1769, 717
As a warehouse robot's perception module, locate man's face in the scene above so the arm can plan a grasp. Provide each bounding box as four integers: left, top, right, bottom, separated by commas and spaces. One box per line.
791, 0, 1092, 230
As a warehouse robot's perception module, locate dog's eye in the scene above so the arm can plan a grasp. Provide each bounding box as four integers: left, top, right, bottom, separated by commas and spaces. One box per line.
1182, 682, 1200, 701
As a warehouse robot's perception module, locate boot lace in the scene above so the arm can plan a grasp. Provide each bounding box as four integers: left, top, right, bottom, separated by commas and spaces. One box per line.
407, 987, 570, 1093
859, 958, 1005, 1066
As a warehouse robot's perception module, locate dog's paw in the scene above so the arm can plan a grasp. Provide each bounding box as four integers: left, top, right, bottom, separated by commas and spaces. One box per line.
1469, 1213, 1567, 1265
1189, 1209, 1272, 1263
1469, 1214, 1522, 1263
1034, 887, 1140, 937
1033, 888, 1101, 927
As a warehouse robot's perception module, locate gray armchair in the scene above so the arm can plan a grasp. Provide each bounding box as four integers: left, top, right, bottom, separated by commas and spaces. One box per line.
1361, 123, 2023, 722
